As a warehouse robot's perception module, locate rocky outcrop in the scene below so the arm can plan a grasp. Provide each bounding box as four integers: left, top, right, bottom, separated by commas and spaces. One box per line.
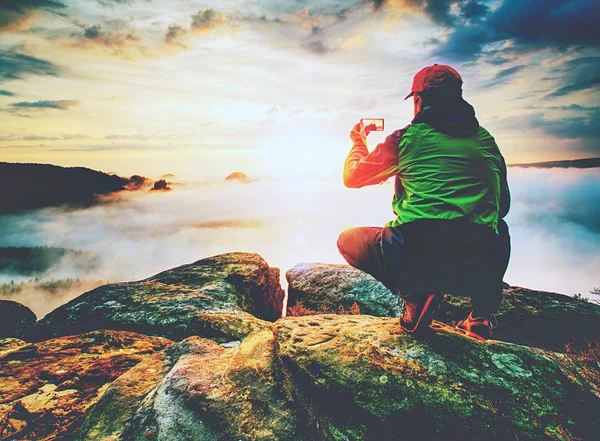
436, 285, 600, 350
225, 171, 252, 183
3, 254, 599, 441
0, 330, 172, 441
0, 300, 36, 338
286, 263, 400, 317
78, 329, 301, 441
286, 263, 600, 350
274, 314, 599, 441
31, 252, 285, 342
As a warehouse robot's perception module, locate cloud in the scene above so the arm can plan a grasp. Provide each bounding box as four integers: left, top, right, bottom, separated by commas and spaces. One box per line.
0, 133, 91, 141
534, 108, 600, 142
188, 220, 264, 229
22, 135, 60, 140
9, 99, 80, 110
302, 39, 329, 55
60, 133, 91, 140
0, 89, 14, 96
459, 0, 489, 19
494, 107, 600, 154
105, 133, 150, 140
164, 24, 187, 48
435, 0, 599, 61
482, 64, 527, 89
0, 0, 66, 32
190, 8, 227, 34
493, 65, 527, 80
69, 20, 146, 58
545, 56, 600, 98
0, 49, 60, 83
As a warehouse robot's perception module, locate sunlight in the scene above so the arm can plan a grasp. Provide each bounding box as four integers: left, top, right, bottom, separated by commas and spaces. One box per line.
257, 124, 347, 178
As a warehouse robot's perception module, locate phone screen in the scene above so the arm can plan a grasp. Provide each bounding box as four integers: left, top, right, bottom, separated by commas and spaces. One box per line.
361, 118, 384, 132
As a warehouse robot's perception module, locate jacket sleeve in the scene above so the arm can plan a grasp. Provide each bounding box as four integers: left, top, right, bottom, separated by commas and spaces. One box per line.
499, 155, 510, 218
343, 129, 404, 188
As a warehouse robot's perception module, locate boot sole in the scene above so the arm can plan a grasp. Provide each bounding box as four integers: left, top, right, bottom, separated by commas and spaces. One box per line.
401, 293, 441, 334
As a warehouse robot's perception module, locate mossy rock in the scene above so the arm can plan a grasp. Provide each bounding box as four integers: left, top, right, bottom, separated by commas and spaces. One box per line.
286, 263, 400, 317
286, 263, 600, 351
274, 314, 600, 441
77, 329, 306, 441
0, 330, 172, 441
31, 252, 284, 342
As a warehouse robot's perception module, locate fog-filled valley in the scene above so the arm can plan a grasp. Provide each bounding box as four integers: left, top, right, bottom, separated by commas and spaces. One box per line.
1, 167, 599, 317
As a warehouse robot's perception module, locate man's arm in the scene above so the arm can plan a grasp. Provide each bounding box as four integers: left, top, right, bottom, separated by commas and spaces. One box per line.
343, 127, 405, 188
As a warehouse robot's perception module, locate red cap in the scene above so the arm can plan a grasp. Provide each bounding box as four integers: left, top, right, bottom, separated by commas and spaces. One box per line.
404, 64, 462, 100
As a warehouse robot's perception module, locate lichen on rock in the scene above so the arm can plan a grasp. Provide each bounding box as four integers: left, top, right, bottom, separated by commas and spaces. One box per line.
0, 330, 172, 441
78, 329, 304, 441
31, 252, 285, 342
273, 314, 600, 441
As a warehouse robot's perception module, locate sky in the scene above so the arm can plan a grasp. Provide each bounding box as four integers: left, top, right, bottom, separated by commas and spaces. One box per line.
1, 0, 599, 179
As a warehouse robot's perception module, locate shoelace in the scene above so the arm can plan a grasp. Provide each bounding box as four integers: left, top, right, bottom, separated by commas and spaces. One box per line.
489, 314, 498, 330
471, 313, 498, 330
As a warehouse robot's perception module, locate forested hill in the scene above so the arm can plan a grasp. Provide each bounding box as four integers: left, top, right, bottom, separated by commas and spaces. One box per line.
508, 157, 600, 169
0, 162, 147, 214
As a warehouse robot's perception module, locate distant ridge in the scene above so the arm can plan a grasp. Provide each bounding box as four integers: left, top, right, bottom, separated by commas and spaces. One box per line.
508, 158, 600, 169
0, 162, 142, 214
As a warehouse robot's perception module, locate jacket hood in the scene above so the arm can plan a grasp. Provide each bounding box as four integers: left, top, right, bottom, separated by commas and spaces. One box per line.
412, 99, 479, 137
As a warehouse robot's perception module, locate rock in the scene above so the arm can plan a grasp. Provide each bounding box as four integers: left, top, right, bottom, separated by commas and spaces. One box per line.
125, 175, 152, 190
0, 300, 36, 338
0, 337, 28, 356
225, 171, 252, 183
78, 329, 303, 441
150, 179, 170, 191
285, 263, 600, 350
435, 286, 600, 350
31, 252, 285, 342
286, 263, 400, 317
0, 330, 172, 441
274, 314, 600, 441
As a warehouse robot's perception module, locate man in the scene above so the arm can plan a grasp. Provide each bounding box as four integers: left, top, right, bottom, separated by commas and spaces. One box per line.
337, 64, 511, 340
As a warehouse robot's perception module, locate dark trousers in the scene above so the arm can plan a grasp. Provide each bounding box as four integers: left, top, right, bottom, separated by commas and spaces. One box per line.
337, 219, 511, 318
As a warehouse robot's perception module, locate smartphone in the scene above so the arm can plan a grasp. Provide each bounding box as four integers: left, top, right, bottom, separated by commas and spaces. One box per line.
361, 118, 384, 132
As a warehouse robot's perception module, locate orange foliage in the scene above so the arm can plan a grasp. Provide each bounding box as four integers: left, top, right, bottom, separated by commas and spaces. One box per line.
288, 302, 361, 317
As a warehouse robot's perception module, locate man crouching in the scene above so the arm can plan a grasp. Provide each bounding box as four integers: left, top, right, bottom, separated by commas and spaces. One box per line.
338, 64, 511, 340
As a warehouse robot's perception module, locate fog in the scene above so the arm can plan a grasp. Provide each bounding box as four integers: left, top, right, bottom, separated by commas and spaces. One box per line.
1, 167, 599, 317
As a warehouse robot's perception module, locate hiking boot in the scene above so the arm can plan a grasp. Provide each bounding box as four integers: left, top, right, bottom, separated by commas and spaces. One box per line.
399, 292, 442, 334
455, 313, 498, 341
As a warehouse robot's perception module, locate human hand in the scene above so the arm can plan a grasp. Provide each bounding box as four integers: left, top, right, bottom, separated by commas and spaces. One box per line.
350, 121, 367, 145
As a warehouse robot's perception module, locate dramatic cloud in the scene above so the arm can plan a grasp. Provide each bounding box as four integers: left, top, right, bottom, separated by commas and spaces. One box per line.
545, 56, 600, 98
0, 50, 60, 83
0, 0, 66, 32
0, 90, 14, 96
436, 0, 599, 60
9, 99, 80, 110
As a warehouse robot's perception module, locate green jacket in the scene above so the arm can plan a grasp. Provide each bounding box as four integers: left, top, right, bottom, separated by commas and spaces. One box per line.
343, 101, 510, 234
